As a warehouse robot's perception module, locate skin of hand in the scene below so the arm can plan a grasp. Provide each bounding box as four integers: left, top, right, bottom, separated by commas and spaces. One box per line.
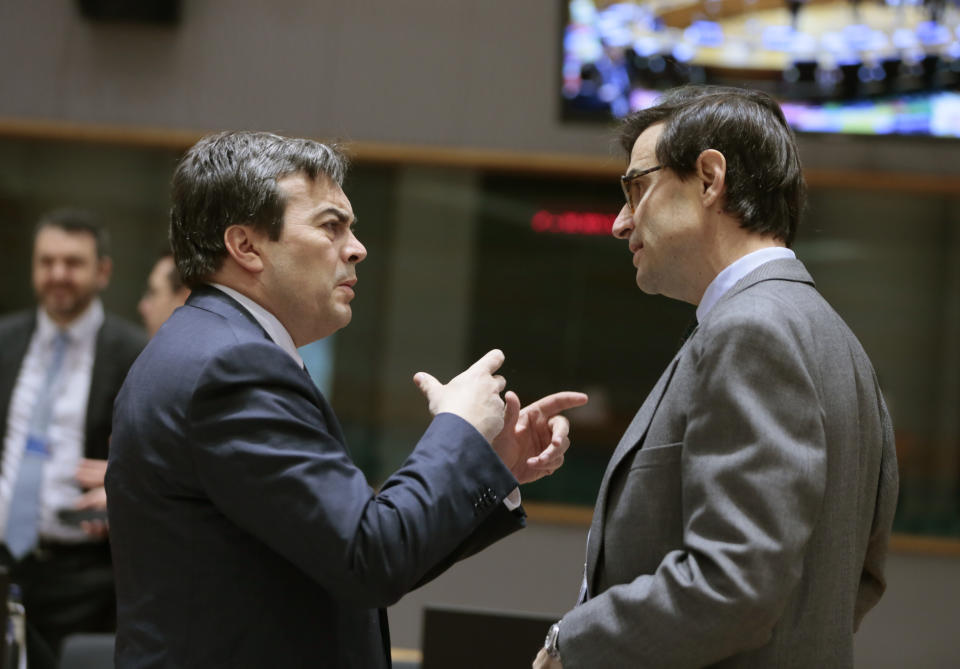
75, 457, 107, 489
413, 349, 508, 443
492, 390, 588, 484
74, 457, 109, 538
533, 648, 563, 669
74, 486, 109, 538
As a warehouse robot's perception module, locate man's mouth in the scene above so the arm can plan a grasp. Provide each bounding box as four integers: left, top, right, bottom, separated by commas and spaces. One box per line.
43, 285, 75, 297
337, 278, 357, 297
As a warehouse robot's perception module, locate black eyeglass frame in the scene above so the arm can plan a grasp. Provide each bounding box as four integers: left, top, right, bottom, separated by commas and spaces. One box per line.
620, 165, 664, 212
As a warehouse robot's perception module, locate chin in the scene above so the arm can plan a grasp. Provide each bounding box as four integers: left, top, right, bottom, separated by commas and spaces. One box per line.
313, 309, 352, 341
635, 277, 658, 296
45, 301, 79, 318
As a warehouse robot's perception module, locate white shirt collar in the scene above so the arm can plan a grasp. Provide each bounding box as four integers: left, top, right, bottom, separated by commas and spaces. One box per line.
696, 247, 796, 323
36, 298, 104, 346
209, 283, 304, 368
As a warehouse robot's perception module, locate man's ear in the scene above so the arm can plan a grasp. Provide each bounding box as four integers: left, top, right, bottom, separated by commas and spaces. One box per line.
95, 256, 113, 291
223, 224, 265, 274
696, 149, 726, 209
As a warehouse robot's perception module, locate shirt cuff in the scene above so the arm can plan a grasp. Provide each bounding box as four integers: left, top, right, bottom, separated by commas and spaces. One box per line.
502, 486, 521, 511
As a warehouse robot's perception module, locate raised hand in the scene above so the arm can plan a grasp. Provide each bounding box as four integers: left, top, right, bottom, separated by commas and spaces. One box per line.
493, 391, 588, 484
413, 349, 507, 442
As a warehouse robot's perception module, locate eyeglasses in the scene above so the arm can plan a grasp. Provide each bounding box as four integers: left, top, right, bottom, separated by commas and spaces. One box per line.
620, 165, 663, 212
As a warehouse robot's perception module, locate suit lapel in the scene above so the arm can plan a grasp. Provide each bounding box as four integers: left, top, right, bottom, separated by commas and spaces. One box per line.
585, 339, 690, 594
191, 287, 349, 447
583, 259, 814, 597
0, 313, 36, 466
310, 380, 347, 446
84, 317, 113, 458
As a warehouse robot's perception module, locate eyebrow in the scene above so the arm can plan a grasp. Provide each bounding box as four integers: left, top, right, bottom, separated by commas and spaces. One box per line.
313, 206, 356, 225
625, 164, 658, 178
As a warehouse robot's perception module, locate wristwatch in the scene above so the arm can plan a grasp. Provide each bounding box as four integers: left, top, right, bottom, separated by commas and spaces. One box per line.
544, 621, 561, 660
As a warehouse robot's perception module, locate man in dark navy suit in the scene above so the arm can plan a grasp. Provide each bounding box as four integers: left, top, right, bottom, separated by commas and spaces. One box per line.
106, 131, 586, 668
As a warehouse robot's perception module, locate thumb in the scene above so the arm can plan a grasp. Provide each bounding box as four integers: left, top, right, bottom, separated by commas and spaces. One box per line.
413, 371, 442, 399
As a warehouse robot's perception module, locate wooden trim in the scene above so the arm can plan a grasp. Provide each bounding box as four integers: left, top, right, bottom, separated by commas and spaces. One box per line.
1, 116, 958, 191
804, 169, 960, 195
526, 501, 960, 557
345, 141, 624, 176
0, 116, 624, 177
0, 117, 202, 151
2, 117, 960, 191
391, 648, 423, 663
524, 502, 595, 526
889, 534, 960, 558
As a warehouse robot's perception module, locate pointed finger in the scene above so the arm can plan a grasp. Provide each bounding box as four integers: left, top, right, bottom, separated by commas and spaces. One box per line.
468, 349, 505, 375
524, 391, 588, 418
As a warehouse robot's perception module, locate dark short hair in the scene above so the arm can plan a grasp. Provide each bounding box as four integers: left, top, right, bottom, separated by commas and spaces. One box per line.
169, 131, 349, 288
34, 208, 110, 258
618, 85, 806, 246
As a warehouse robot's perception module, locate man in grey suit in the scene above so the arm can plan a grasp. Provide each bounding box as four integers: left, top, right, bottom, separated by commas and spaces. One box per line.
535, 86, 898, 668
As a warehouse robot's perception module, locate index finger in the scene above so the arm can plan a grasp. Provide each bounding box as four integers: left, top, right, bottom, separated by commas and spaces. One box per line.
468, 348, 505, 375
524, 391, 588, 417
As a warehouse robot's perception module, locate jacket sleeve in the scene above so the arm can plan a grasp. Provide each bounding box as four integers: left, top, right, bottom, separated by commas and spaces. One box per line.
186, 339, 522, 608
855, 388, 898, 629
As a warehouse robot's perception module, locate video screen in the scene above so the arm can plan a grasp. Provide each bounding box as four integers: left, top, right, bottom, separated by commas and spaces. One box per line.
562, 0, 960, 137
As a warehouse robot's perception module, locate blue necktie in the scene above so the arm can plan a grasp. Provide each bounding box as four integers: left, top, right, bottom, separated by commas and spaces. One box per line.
5, 330, 69, 559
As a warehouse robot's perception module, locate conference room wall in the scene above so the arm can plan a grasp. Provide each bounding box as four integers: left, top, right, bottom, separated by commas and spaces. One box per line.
2, 0, 959, 174
0, 0, 957, 664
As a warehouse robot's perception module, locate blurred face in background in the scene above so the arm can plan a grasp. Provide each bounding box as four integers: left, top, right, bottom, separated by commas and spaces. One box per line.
32, 225, 111, 326
139, 255, 190, 337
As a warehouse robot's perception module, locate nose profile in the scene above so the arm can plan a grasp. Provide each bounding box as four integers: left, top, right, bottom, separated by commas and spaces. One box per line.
611, 205, 633, 240
346, 233, 367, 264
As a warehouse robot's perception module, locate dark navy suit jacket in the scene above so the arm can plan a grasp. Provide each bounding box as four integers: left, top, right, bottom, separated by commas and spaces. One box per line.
106, 287, 524, 668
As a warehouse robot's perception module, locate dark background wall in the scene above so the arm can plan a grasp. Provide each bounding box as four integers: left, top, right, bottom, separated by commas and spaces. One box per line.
0, 1, 958, 665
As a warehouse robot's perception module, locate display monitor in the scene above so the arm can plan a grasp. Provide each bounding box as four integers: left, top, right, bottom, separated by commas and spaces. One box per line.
562, 0, 960, 137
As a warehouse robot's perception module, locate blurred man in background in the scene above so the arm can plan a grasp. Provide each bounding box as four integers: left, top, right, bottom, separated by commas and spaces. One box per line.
0, 209, 146, 667
138, 251, 190, 337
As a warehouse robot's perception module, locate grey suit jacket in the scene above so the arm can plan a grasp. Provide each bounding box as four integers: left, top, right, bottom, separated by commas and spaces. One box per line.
561, 259, 898, 668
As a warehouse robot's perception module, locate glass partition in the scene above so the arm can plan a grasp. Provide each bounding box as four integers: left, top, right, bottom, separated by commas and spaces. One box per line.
0, 134, 956, 539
